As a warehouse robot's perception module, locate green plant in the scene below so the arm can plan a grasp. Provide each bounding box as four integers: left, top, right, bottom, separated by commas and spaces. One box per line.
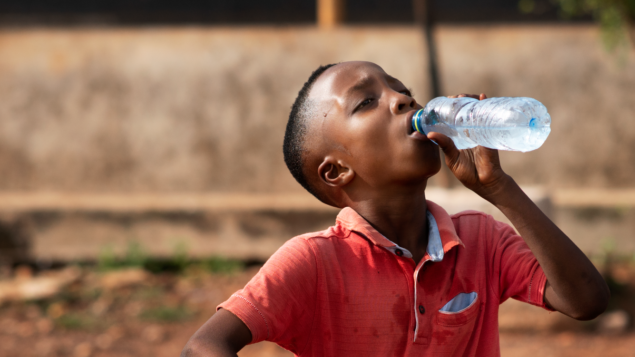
97, 245, 118, 271
98, 241, 148, 271
520, 0, 635, 55
124, 241, 147, 267
55, 312, 101, 330
202, 256, 243, 274
141, 242, 191, 274
140, 306, 192, 322
98, 241, 244, 275
171, 241, 190, 272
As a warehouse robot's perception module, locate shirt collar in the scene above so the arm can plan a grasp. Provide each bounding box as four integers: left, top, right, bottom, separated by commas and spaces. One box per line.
425, 210, 444, 261
335, 200, 464, 259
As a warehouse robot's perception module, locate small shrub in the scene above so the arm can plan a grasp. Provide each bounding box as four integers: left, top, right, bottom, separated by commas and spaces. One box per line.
202, 257, 243, 274
140, 306, 192, 322
98, 241, 148, 271
55, 312, 100, 330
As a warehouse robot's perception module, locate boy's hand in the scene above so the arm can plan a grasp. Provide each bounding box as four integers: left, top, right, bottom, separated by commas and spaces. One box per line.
427, 93, 511, 202
431, 93, 609, 320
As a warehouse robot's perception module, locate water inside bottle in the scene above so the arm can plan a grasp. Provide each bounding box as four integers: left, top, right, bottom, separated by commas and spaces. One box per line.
450, 125, 551, 152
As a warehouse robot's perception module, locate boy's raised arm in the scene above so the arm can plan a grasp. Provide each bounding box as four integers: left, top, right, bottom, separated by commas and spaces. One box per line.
181, 309, 252, 357
427, 94, 610, 321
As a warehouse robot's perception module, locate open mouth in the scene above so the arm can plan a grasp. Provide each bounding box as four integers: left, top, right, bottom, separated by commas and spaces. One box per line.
406, 109, 431, 141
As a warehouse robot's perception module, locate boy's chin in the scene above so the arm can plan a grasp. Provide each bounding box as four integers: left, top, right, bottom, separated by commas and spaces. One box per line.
399, 166, 441, 185
429, 161, 443, 175
412, 157, 442, 178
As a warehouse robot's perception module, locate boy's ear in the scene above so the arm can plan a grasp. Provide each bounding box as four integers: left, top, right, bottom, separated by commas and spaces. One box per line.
317, 156, 355, 187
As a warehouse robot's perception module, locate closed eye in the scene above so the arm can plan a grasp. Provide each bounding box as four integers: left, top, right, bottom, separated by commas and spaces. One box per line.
354, 98, 375, 113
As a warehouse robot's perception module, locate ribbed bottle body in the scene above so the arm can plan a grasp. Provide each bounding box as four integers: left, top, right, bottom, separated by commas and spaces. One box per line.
412, 97, 551, 152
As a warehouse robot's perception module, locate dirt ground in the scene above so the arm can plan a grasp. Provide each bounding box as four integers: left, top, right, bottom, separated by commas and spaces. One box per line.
1, 263, 634, 357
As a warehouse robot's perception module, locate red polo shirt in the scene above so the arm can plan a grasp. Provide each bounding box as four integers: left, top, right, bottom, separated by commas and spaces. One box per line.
219, 201, 549, 356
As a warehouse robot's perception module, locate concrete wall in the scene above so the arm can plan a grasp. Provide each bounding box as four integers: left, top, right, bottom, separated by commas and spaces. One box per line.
438, 25, 635, 189
0, 188, 553, 262
0, 27, 429, 193
0, 25, 633, 194
0, 25, 634, 263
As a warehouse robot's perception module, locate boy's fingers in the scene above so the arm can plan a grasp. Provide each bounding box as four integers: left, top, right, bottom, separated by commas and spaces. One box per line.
426, 132, 459, 164
449, 93, 486, 100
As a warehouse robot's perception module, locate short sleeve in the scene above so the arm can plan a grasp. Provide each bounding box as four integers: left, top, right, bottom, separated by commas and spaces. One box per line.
218, 237, 318, 353
489, 217, 550, 309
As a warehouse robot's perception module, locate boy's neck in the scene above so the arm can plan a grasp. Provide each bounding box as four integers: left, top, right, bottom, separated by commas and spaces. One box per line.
348, 185, 430, 264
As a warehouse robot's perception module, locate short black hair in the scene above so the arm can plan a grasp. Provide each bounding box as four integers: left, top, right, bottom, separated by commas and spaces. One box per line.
283, 63, 337, 203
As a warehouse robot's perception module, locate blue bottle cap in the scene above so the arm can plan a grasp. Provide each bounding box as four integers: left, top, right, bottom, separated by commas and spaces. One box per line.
412, 109, 426, 134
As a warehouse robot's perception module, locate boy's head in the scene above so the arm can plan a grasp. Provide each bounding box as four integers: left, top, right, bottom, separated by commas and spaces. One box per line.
283, 61, 441, 208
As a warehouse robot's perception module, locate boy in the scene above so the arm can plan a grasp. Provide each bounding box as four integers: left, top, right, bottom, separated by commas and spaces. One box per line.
182, 61, 609, 356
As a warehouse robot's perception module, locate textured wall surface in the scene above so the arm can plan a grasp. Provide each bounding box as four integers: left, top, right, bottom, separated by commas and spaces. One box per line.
0, 27, 428, 193
437, 25, 635, 189
0, 25, 633, 194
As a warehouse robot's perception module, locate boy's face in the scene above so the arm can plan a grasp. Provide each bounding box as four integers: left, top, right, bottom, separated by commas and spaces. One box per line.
307, 61, 441, 192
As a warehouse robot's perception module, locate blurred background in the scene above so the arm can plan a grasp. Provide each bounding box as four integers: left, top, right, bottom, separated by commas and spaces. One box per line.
0, 0, 634, 356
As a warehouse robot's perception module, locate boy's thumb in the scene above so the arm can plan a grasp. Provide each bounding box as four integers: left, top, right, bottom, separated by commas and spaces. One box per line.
426, 132, 459, 162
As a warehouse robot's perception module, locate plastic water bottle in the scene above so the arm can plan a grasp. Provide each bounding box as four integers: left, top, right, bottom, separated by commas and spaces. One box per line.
412, 97, 551, 152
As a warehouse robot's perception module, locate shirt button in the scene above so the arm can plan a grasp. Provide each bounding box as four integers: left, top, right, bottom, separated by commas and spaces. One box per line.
418, 305, 425, 314
395, 249, 403, 257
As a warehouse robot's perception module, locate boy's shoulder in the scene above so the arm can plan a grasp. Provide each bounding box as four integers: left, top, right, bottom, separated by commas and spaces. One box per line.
450, 210, 494, 224
292, 223, 355, 243
449, 209, 512, 231
447, 209, 520, 252
279, 220, 371, 260
427, 200, 495, 229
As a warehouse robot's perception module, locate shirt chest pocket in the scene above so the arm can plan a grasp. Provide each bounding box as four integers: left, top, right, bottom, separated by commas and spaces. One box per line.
437, 292, 479, 326
432, 293, 481, 356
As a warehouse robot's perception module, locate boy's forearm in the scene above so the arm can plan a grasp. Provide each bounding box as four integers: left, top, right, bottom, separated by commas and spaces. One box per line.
181, 309, 251, 357
181, 337, 239, 357
486, 176, 609, 320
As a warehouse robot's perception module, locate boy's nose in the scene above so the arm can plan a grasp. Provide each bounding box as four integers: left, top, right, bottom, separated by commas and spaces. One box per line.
391, 93, 416, 114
